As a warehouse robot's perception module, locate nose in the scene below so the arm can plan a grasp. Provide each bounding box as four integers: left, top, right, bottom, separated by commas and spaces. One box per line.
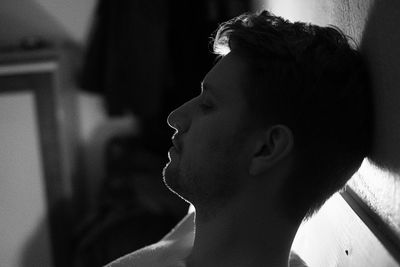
167, 110, 179, 132
167, 99, 194, 134
167, 105, 185, 134
167, 96, 198, 134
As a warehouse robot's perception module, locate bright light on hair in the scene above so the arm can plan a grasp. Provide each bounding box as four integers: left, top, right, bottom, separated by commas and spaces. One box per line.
213, 36, 231, 56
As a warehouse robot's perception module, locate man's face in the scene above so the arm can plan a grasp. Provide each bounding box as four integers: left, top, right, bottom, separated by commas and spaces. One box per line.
163, 53, 254, 210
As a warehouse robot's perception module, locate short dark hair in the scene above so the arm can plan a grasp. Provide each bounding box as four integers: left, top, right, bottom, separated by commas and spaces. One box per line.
212, 10, 373, 222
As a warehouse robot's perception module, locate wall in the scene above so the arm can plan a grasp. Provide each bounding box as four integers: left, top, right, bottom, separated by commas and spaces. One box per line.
292, 193, 398, 266
253, 0, 400, 264
253, 0, 372, 44
0, 0, 97, 47
0, 93, 52, 267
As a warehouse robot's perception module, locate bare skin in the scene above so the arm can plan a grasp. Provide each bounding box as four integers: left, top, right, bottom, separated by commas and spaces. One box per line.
186, 189, 300, 267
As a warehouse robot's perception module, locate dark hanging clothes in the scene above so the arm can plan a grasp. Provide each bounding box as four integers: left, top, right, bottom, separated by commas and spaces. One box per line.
80, 0, 169, 117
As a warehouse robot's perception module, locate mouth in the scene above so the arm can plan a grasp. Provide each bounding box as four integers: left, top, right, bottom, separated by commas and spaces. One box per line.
172, 138, 181, 152
169, 146, 178, 155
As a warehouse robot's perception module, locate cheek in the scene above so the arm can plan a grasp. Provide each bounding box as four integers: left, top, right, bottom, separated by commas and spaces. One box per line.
193, 123, 230, 153
191, 128, 238, 165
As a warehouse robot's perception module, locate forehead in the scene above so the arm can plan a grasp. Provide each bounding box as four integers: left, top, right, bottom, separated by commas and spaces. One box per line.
202, 53, 250, 100
203, 53, 259, 133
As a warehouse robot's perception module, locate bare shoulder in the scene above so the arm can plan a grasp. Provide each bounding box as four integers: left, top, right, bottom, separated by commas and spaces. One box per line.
104, 211, 195, 267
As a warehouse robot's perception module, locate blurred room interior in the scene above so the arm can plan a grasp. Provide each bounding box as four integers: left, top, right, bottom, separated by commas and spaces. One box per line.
0, 0, 400, 266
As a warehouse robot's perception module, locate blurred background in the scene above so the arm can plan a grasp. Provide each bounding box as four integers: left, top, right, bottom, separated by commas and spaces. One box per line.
0, 0, 254, 266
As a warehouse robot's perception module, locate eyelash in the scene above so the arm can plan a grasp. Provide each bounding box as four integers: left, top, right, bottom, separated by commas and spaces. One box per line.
199, 102, 212, 111
199, 96, 213, 111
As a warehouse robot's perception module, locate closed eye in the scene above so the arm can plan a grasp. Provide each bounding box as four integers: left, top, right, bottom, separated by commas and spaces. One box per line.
199, 102, 213, 111
199, 95, 214, 111
198, 90, 215, 112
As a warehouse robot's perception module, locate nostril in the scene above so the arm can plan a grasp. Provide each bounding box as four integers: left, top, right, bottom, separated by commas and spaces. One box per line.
167, 115, 182, 132
169, 122, 181, 132
167, 120, 181, 133
167, 105, 185, 130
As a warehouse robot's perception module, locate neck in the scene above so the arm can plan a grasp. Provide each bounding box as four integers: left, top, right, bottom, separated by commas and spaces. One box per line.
185, 189, 299, 267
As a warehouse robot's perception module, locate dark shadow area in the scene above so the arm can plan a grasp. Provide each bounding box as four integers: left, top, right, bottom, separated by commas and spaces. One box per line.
360, 0, 400, 172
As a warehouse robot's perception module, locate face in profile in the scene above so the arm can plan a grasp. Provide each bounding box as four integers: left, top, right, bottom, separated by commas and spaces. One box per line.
163, 53, 255, 210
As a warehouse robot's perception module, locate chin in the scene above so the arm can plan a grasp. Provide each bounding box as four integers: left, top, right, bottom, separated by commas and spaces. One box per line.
163, 164, 193, 203
163, 163, 182, 192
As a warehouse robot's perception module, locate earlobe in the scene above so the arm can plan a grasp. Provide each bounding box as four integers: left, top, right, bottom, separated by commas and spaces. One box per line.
249, 125, 294, 176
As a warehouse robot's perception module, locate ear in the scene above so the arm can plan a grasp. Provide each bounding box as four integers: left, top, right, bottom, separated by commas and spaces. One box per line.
249, 125, 294, 176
